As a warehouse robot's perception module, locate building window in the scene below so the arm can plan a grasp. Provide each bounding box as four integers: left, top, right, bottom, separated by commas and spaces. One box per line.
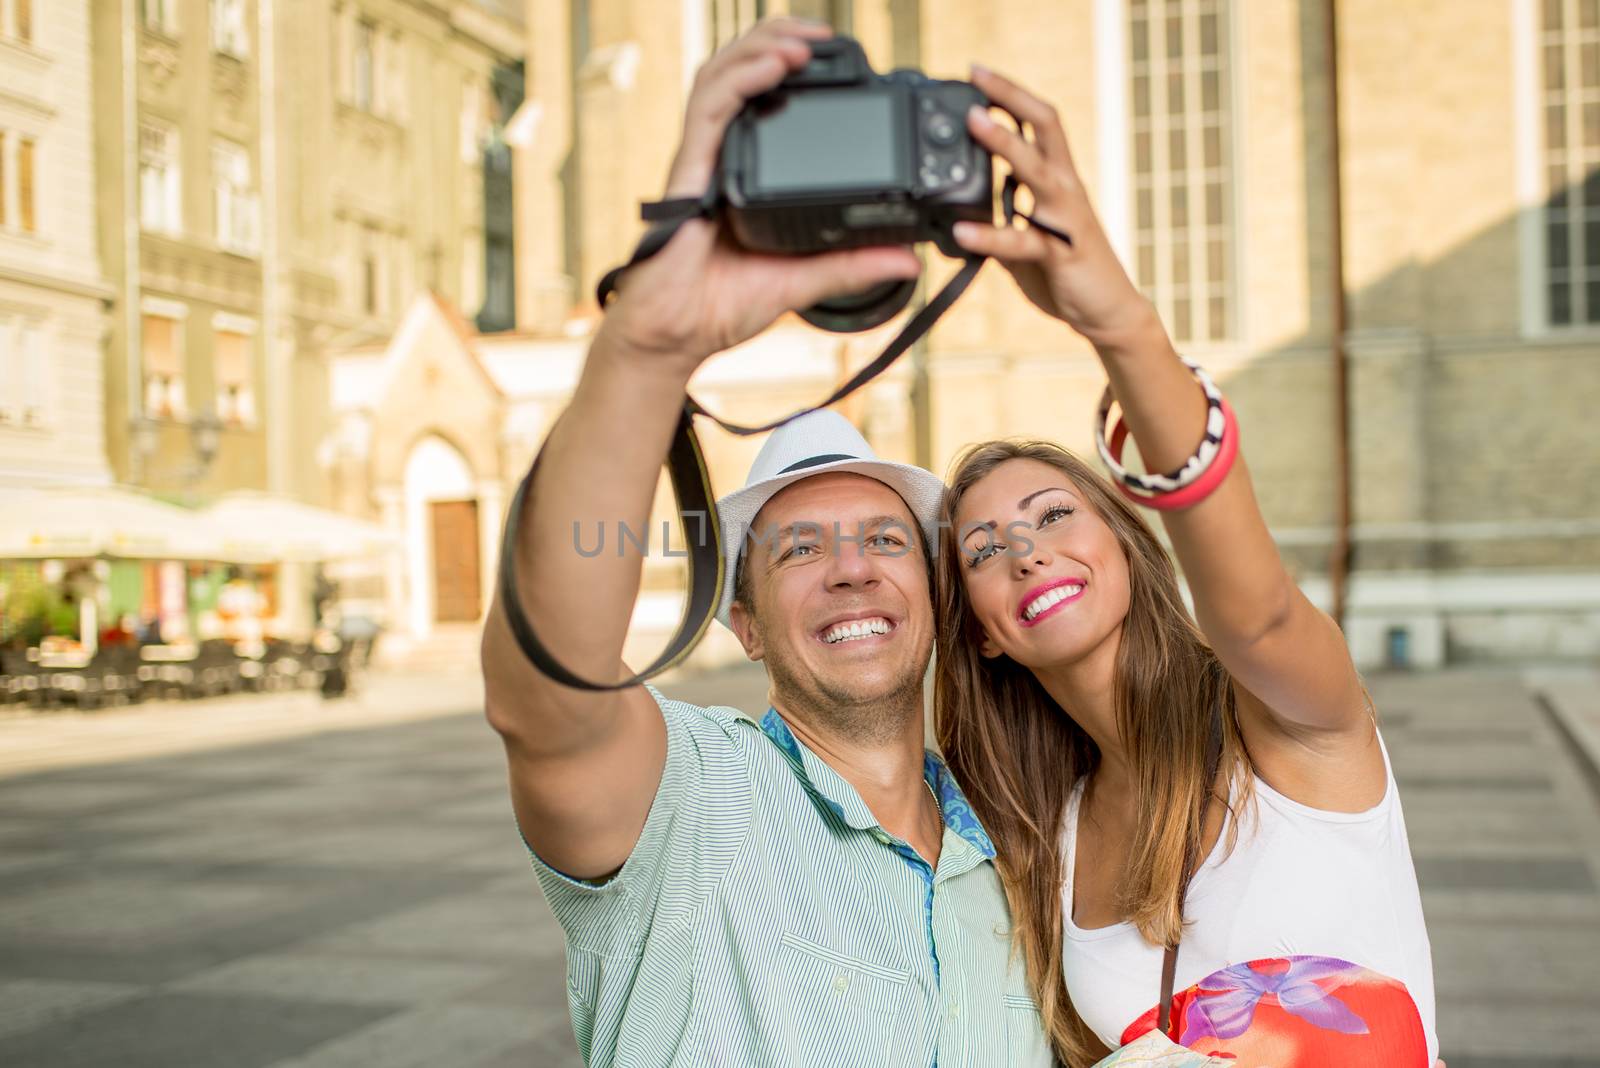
383, 29, 405, 119
5, 0, 31, 44
212, 139, 259, 254
139, 123, 182, 235
141, 0, 179, 35
16, 136, 32, 233
0, 319, 12, 424
18, 322, 42, 424
459, 80, 484, 164
1129, 0, 1235, 345
214, 327, 255, 426
1540, 0, 1600, 325
142, 313, 187, 420
362, 235, 379, 315
0, 130, 39, 234
708, 0, 766, 51
336, 9, 400, 119
354, 18, 376, 112
211, 0, 249, 57
0, 318, 46, 427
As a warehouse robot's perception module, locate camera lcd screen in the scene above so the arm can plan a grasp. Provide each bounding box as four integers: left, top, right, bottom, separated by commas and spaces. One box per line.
752, 92, 900, 193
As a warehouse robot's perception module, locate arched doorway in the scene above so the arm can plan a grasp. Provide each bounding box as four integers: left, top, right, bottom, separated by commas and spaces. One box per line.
403, 435, 479, 637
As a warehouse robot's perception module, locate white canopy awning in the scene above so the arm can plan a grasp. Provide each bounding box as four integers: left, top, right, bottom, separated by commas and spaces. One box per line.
0, 485, 227, 561
199, 492, 397, 563
0, 487, 397, 564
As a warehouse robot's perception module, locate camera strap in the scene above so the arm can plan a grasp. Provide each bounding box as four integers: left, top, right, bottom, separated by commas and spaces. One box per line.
498, 173, 1070, 690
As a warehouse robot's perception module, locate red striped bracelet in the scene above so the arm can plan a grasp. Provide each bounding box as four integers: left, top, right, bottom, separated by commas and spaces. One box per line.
1105, 395, 1240, 511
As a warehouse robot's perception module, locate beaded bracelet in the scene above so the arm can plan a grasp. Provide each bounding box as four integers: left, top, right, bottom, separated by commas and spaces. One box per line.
1107, 396, 1240, 511
1093, 357, 1225, 495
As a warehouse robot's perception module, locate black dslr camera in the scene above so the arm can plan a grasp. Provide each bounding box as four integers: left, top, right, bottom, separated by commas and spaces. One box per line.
718, 36, 992, 332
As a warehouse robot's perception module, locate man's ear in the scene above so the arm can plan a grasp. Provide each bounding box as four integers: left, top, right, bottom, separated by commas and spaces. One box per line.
728, 599, 765, 662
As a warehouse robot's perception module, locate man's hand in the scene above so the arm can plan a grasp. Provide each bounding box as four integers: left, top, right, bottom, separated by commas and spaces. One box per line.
600, 17, 922, 372
486, 19, 922, 880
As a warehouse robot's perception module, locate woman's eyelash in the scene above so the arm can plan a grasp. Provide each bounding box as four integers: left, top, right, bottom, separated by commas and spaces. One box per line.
965, 542, 1000, 569
964, 506, 1073, 568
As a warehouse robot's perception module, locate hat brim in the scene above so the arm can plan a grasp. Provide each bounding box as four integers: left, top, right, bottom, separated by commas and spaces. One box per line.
714, 458, 946, 629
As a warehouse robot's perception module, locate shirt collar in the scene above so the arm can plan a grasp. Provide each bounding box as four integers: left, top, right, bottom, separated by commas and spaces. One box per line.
756, 707, 996, 860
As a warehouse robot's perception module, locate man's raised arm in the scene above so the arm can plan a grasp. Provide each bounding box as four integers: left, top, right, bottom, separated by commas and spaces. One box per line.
480, 17, 922, 879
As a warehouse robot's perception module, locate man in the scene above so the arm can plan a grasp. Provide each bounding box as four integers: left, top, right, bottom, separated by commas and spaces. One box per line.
479, 16, 1053, 1067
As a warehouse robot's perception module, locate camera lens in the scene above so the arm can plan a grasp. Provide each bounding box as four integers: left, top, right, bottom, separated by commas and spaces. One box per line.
925, 110, 959, 147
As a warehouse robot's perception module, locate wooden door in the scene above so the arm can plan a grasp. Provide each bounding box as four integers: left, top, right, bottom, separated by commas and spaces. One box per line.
430, 499, 481, 622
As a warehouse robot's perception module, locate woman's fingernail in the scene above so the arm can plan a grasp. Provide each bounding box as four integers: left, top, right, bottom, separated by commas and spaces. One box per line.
953, 221, 977, 243
971, 63, 989, 78
968, 105, 993, 128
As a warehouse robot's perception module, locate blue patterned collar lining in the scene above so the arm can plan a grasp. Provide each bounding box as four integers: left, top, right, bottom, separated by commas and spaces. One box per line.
757, 707, 996, 860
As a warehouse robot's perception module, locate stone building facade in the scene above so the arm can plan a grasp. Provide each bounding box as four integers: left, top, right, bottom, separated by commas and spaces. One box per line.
338, 0, 1600, 668
89, 0, 524, 504
80, 0, 521, 638
0, 0, 114, 491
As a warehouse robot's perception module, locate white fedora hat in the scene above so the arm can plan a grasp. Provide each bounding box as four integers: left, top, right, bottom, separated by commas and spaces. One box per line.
714, 409, 945, 629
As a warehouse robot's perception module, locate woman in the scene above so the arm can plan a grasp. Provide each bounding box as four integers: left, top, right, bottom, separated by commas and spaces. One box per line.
934, 67, 1438, 1066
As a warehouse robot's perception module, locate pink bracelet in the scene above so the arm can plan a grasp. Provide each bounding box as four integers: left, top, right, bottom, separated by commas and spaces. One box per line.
1094, 357, 1225, 493
1108, 397, 1240, 511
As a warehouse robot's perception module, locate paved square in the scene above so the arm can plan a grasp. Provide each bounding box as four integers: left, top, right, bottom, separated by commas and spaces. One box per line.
0, 664, 1595, 1065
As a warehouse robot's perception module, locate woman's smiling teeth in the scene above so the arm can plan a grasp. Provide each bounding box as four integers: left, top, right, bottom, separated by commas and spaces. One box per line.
1022, 584, 1083, 622
821, 617, 893, 644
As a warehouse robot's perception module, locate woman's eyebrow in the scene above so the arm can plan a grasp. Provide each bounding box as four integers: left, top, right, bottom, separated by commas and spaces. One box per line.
1017, 486, 1076, 510
963, 487, 1077, 539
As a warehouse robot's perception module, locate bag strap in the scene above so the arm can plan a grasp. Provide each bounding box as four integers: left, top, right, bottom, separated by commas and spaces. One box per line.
499, 168, 1073, 689
495, 407, 723, 691
1157, 694, 1227, 1036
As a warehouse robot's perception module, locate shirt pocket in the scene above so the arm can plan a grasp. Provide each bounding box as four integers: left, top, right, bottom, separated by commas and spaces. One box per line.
777, 931, 914, 1066
1004, 992, 1053, 1067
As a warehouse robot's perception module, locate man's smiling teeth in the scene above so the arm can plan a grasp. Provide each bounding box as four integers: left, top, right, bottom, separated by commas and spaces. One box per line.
822, 618, 892, 644
1023, 585, 1083, 621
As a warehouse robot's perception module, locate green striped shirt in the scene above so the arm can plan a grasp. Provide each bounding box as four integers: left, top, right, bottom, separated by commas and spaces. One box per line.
529, 687, 1054, 1067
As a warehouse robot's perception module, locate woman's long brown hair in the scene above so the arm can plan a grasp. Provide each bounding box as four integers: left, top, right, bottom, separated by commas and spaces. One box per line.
935, 440, 1252, 1066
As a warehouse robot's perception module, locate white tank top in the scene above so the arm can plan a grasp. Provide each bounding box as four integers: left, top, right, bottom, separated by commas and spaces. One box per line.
1061, 733, 1438, 1064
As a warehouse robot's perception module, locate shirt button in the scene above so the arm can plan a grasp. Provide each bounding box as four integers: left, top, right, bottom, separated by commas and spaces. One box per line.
833, 974, 850, 994
948, 1003, 960, 1019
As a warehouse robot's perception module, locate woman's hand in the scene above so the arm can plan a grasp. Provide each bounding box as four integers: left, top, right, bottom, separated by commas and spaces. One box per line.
600, 18, 922, 373
952, 65, 1160, 353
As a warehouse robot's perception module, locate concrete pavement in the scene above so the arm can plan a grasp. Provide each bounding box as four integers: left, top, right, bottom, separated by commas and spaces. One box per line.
0, 670, 489, 778
1384, 667, 1600, 1066
0, 663, 1595, 1065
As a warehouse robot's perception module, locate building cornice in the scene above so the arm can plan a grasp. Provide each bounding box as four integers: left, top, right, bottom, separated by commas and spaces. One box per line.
0, 82, 55, 118
0, 36, 51, 73
0, 263, 116, 302
447, 3, 525, 59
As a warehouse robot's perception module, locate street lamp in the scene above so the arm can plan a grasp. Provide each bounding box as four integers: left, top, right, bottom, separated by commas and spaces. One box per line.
190, 412, 223, 469
128, 409, 226, 483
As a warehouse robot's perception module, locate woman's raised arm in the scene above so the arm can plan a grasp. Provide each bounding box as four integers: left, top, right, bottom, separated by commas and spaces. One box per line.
953, 65, 1382, 805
